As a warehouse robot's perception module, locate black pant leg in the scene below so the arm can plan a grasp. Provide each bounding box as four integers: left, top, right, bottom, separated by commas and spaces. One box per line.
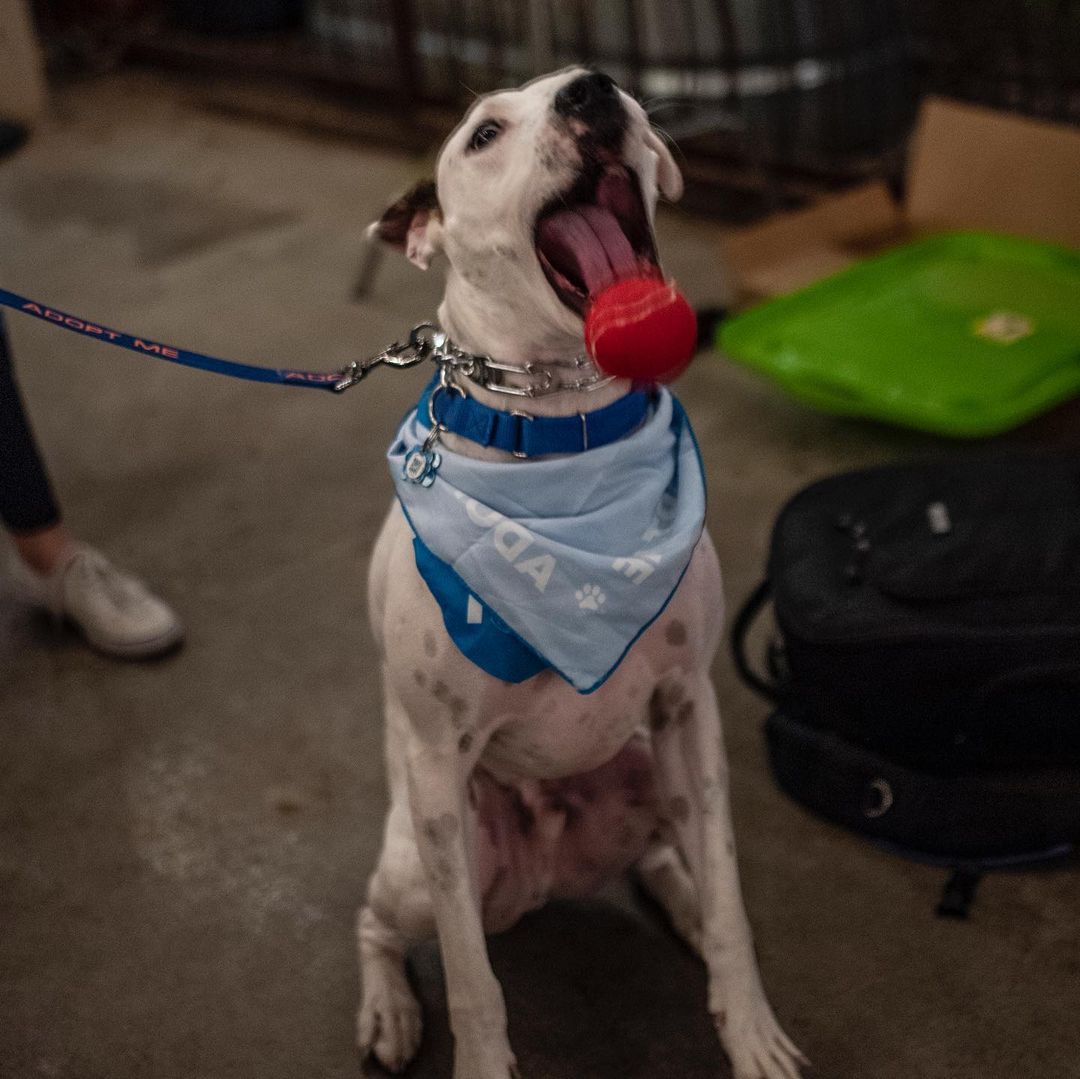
0, 311, 62, 534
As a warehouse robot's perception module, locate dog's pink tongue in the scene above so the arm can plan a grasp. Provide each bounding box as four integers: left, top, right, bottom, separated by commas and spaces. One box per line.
536, 205, 640, 298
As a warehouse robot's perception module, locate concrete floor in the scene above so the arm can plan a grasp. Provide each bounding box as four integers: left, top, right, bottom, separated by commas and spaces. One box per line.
1, 73, 1078, 1079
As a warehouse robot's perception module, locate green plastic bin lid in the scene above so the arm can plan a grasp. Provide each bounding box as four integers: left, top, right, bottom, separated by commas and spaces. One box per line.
718, 231, 1080, 437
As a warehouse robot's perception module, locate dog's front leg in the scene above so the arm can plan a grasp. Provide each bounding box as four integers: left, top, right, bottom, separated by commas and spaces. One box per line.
405, 734, 519, 1079
652, 671, 807, 1079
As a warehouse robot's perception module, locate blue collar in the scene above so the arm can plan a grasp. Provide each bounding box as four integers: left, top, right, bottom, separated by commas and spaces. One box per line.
417, 377, 651, 457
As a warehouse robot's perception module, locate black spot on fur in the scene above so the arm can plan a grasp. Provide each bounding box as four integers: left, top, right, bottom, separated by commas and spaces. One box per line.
421, 815, 460, 893
648, 691, 668, 732
422, 812, 459, 848
430, 855, 456, 893
432, 680, 451, 703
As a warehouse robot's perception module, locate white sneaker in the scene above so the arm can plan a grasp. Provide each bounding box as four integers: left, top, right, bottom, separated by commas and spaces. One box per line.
12, 543, 184, 659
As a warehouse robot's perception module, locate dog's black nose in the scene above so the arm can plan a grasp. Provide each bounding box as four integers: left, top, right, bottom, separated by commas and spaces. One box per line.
554, 71, 624, 147
554, 71, 619, 120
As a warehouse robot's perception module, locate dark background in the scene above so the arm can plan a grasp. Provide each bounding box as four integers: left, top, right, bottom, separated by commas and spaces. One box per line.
33, 0, 1080, 218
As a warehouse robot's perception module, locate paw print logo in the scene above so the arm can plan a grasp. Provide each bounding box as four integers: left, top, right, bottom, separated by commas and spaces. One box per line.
575, 584, 606, 612
974, 310, 1033, 345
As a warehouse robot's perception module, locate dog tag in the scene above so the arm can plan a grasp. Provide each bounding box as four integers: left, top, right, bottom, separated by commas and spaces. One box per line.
403, 445, 441, 487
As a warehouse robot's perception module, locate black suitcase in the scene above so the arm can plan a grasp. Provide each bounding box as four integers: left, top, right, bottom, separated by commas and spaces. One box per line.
733, 453, 1080, 911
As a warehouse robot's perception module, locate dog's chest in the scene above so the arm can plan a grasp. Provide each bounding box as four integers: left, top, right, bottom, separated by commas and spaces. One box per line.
471, 733, 658, 932
479, 654, 654, 780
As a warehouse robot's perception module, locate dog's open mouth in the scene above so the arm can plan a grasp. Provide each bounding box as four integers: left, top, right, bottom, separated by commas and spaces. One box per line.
535, 165, 661, 316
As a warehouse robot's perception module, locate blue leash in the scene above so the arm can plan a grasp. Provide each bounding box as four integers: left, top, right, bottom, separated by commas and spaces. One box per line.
0, 288, 646, 458
0, 287, 358, 392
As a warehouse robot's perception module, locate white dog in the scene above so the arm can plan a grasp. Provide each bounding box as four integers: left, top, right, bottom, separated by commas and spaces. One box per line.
357, 68, 806, 1079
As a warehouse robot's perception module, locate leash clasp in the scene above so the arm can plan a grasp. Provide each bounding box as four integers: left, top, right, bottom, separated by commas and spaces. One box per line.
333, 323, 444, 392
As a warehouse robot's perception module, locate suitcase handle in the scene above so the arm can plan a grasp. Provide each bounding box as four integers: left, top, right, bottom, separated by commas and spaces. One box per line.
731, 578, 784, 703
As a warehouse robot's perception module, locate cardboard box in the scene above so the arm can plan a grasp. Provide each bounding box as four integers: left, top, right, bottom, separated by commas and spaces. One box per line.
0, 0, 48, 128
724, 97, 1080, 305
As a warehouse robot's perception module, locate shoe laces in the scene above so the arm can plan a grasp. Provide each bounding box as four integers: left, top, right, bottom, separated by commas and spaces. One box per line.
66, 549, 149, 614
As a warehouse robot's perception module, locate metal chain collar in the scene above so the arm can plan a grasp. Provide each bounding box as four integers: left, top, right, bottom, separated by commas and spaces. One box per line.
333, 322, 612, 398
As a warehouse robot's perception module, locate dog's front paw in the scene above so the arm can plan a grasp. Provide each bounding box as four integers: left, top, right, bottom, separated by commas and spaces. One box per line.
357, 974, 422, 1074
453, 1041, 521, 1079
716, 1000, 809, 1079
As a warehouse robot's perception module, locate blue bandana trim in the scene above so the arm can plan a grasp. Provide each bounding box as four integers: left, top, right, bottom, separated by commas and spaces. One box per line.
411, 536, 548, 683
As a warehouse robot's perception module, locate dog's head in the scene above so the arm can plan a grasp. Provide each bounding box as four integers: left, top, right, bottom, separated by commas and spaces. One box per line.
371, 68, 683, 358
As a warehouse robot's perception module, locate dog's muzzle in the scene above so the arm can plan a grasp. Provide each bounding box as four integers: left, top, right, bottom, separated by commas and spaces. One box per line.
554, 71, 625, 149
536, 71, 661, 317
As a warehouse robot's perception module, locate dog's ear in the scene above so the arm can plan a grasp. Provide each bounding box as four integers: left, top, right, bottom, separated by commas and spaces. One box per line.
644, 128, 684, 203
368, 179, 443, 270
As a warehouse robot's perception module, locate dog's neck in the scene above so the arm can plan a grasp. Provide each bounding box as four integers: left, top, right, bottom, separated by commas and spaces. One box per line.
437, 280, 632, 426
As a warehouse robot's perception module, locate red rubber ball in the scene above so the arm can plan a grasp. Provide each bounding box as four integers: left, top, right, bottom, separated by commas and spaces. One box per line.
584, 277, 697, 383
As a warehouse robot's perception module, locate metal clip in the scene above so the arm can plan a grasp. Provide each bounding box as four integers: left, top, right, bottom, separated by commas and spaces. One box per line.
330, 322, 610, 400
509, 409, 533, 458
397, 323, 443, 364
477, 363, 556, 398
333, 323, 442, 392
421, 366, 464, 452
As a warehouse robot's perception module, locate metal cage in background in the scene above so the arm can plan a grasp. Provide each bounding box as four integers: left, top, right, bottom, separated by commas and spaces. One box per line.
114, 0, 1080, 218
302, 0, 919, 215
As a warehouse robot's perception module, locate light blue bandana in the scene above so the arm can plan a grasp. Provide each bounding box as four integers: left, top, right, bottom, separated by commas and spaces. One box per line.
388, 388, 706, 693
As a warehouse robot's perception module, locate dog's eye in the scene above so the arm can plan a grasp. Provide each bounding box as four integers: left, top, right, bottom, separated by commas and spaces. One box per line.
468, 121, 502, 152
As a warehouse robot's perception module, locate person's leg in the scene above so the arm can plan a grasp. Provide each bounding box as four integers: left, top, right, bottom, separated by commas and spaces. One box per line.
1, 313, 184, 658
12, 524, 76, 576
0, 312, 68, 555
